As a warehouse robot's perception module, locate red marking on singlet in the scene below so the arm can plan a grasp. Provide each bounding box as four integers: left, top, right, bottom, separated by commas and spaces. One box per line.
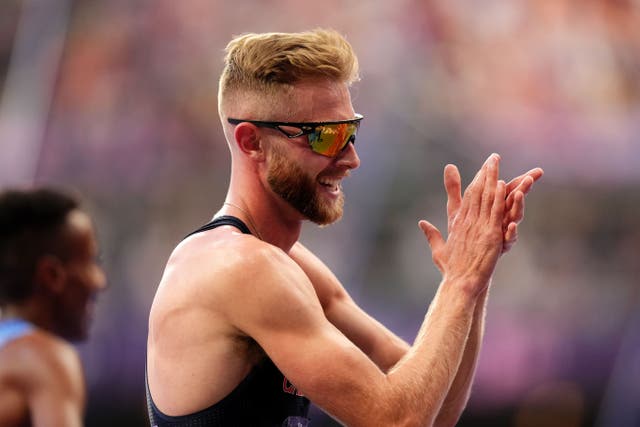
283, 377, 304, 396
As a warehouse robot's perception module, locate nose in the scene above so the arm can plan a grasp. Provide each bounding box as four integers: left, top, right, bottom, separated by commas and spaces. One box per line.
335, 141, 360, 170
93, 265, 107, 291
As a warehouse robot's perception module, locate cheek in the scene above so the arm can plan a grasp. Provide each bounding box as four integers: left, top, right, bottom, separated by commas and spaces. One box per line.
66, 276, 91, 302
66, 267, 99, 298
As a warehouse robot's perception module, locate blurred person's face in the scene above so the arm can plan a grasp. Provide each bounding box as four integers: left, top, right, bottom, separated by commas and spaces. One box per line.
265, 79, 360, 225
54, 210, 106, 341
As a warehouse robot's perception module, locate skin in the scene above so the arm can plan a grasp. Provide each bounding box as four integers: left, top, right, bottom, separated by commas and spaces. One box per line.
147, 78, 543, 426
0, 210, 106, 427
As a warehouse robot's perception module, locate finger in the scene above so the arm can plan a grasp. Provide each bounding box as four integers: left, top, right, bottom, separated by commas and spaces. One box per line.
502, 222, 518, 253
464, 156, 489, 198
418, 220, 445, 253
503, 190, 525, 230
444, 164, 462, 230
502, 190, 524, 229
504, 222, 517, 242
512, 175, 534, 198
504, 175, 530, 212
528, 167, 544, 183
465, 154, 492, 217
490, 180, 506, 228
506, 168, 544, 195
481, 154, 500, 219
506, 190, 525, 226
505, 169, 538, 194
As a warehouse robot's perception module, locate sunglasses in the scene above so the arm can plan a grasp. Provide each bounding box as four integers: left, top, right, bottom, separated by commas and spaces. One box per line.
227, 114, 363, 157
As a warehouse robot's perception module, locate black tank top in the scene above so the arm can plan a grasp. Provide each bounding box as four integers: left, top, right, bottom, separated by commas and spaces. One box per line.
146, 216, 311, 427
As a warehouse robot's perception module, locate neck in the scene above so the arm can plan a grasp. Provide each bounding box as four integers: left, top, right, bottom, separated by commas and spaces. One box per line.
224, 158, 307, 251
1, 301, 53, 332
221, 194, 303, 253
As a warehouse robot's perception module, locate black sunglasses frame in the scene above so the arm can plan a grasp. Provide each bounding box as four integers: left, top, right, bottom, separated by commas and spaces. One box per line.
227, 114, 364, 140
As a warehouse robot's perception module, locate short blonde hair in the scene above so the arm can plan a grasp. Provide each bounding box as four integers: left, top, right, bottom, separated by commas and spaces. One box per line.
218, 29, 359, 119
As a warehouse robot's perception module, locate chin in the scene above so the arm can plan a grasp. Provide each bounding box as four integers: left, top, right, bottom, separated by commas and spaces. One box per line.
65, 330, 89, 343
307, 205, 344, 226
60, 321, 90, 342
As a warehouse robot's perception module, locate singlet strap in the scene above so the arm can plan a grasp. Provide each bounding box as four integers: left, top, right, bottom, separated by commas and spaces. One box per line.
184, 215, 252, 240
0, 319, 33, 349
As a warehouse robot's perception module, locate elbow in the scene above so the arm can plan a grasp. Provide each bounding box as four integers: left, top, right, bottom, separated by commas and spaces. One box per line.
344, 402, 435, 427
373, 406, 438, 427
433, 410, 463, 427
391, 415, 435, 427
369, 382, 440, 427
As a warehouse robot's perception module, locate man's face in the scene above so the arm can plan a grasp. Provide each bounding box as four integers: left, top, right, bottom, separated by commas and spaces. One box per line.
264, 79, 360, 225
267, 142, 345, 225
55, 210, 106, 341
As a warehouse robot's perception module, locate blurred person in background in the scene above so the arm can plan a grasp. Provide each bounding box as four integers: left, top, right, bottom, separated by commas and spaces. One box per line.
0, 188, 106, 427
146, 29, 543, 427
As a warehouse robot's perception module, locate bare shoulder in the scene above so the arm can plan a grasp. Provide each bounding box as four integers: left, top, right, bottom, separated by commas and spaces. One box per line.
149, 226, 317, 337
219, 240, 327, 335
161, 227, 307, 297
0, 330, 83, 394
183, 230, 321, 319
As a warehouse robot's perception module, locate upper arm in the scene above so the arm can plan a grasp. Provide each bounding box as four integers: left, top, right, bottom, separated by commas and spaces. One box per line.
224, 245, 397, 426
22, 337, 85, 427
289, 242, 409, 371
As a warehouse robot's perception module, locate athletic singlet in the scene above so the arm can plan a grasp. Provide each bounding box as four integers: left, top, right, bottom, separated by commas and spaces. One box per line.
0, 318, 33, 349
146, 216, 311, 427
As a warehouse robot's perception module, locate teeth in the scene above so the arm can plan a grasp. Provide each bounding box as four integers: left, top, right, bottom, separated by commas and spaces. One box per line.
319, 179, 339, 187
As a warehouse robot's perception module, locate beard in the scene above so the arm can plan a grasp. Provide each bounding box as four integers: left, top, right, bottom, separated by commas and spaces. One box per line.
267, 144, 344, 225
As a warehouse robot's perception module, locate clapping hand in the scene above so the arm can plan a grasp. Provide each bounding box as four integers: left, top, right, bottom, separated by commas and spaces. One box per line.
418, 154, 543, 295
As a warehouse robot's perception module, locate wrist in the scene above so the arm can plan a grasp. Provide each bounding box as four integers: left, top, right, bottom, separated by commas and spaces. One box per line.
438, 278, 480, 309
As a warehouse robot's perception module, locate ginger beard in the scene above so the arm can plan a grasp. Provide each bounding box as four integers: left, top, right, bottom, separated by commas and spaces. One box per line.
267, 143, 344, 226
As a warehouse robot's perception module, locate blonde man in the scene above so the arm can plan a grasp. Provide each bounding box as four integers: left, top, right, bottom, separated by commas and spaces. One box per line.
146, 29, 543, 426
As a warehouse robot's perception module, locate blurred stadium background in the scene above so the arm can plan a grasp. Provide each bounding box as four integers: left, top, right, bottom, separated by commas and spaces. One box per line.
1, 0, 639, 426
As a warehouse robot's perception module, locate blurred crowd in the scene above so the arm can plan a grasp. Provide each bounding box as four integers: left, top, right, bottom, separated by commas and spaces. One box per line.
1, 0, 639, 426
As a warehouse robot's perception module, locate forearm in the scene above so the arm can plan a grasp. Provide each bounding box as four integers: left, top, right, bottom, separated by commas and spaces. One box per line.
357, 322, 410, 373
384, 280, 479, 426
329, 302, 410, 373
377, 153, 507, 425
434, 285, 489, 427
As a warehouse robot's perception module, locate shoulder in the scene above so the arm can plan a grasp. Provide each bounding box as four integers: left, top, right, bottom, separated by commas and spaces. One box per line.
172, 227, 304, 286
177, 235, 324, 330
0, 329, 83, 395
173, 225, 292, 268
221, 238, 316, 305
154, 227, 314, 320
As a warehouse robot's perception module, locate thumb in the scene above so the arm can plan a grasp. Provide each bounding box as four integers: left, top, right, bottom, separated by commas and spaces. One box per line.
418, 220, 445, 253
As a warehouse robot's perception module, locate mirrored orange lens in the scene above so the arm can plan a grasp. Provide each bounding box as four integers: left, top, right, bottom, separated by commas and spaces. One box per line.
308, 123, 357, 157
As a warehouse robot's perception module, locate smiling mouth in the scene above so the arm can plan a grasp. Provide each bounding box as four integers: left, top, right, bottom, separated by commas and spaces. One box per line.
318, 178, 342, 192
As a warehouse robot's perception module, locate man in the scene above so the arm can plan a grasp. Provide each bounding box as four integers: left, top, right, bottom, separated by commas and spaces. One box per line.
0, 188, 106, 427
146, 29, 543, 426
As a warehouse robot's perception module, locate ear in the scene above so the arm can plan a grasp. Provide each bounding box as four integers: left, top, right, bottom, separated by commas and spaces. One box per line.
34, 255, 67, 294
234, 122, 266, 161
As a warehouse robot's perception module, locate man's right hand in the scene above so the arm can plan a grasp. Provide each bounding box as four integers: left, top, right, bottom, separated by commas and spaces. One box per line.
442, 160, 544, 254
418, 153, 506, 297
